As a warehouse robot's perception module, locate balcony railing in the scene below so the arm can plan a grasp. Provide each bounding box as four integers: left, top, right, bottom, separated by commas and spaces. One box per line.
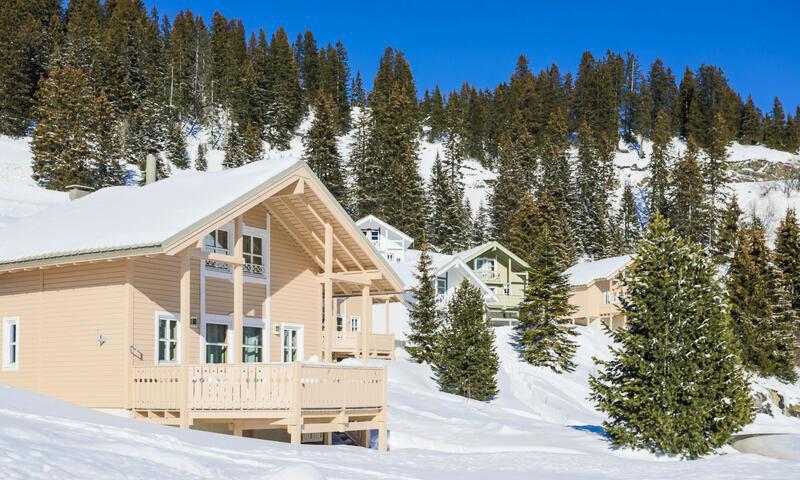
204, 247, 265, 278
325, 332, 395, 359
479, 270, 500, 281
131, 362, 387, 414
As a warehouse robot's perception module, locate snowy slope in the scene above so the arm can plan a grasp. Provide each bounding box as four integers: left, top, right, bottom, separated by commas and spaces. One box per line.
2, 327, 800, 479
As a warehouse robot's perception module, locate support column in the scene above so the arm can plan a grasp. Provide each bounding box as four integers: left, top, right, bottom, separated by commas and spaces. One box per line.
179, 251, 191, 428
233, 217, 244, 363
289, 424, 302, 445
323, 432, 333, 445
361, 286, 371, 364
323, 222, 334, 362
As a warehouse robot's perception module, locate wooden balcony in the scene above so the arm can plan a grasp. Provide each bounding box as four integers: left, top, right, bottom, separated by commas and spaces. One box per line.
131, 362, 388, 449
327, 332, 395, 360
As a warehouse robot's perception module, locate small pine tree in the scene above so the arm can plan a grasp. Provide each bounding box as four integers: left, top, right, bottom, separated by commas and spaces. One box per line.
647, 111, 673, 216
669, 139, 708, 244
616, 183, 641, 253
514, 227, 578, 372
166, 122, 189, 169
471, 201, 489, 246
774, 208, 800, 362
727, 223, 798, 382
223, 124, 245, 168
590, 214, 753, 457
241, 122, 263, 164
506, 192, 540, 265
434, 279, 499, 401
714, 195, 742, 266
405, 234, 440, 364
195, 143, 208, 171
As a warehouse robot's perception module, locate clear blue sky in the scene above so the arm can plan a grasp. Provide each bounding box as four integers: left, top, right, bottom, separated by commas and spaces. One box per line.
148, 0, 800, 113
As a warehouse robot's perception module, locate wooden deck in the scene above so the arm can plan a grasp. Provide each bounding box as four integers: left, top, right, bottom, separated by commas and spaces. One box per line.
131, 362, 388, 450
328, 332, 395, 360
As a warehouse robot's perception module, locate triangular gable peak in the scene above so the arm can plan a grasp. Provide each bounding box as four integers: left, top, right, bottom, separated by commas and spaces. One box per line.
435, 256, 498, 302
456, 241, 530, 270
0, 162, 404, 295
355, 215, 414, 262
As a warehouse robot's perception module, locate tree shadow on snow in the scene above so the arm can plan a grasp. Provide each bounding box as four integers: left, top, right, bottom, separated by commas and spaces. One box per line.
569, 424, 609, 439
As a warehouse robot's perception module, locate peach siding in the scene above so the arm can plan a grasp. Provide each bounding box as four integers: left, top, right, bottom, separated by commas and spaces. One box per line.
0, 262, 127, 407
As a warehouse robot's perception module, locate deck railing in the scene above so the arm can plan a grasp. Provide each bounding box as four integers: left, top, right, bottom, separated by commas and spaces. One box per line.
326, 332, 395, 357
132, 362, 386, 413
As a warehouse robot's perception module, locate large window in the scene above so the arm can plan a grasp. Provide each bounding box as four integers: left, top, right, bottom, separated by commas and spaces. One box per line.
436, 275, 448, 295
2, 317, 19, 370
476, 258, 496, 272
205, 323, 228, 364
243, 234, 264, 276
242, 326, 263, 363
157, 315, 179, 363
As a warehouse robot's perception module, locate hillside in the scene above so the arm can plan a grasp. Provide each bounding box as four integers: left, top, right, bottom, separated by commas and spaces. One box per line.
1, 327, 798, 479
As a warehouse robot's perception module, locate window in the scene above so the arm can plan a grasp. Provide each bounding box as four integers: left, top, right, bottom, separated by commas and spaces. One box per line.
476, 258, 496, 272
157, 315, 179, 363
503, 285, 511, 296
604, 291, 612, 304
336, 315, 344, 332
3, 317, 19, 370
370, 231, 379, 241
205, 323, 228, 364
351, 316, 361, 332
436, 275, 448, 295
243, 234, 264, 276
242, 326, 263, 363
204, 229, 230, 271
282, 326, 302, 362
386, 252, 394, 261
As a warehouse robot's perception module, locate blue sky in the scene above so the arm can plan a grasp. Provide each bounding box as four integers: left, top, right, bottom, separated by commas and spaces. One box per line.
148, 0, 800, 113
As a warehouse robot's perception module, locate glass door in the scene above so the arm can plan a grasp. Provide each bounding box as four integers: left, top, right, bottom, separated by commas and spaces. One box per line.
205, 323, 228, 363
281, 325, 302, 362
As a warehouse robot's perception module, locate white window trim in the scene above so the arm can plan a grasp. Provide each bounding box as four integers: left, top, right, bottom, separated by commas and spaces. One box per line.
204, 224, 268, 285
436, 274, 448, 295
350, 315, 361, 332
280, 323, 305, 363
3, 316, 20, 371
477, 257, 496, 271
153, 311, 180, 365
202, 314, 267, 364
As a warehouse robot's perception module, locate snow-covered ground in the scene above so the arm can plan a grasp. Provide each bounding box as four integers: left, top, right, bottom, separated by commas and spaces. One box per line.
1, 327, 799, 479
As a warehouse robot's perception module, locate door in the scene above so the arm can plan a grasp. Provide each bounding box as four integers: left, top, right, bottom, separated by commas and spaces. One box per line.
281, 324, 304, 362
205, 323, 229, 364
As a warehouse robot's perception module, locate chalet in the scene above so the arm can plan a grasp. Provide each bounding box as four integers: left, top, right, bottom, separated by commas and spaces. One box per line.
335, 217, 496, 347
563, 255, 633, 329
0, 159, 405, 450
456, 241, 530, 326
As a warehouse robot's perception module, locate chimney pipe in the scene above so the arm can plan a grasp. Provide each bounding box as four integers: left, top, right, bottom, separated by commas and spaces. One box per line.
145, 154, 157, 185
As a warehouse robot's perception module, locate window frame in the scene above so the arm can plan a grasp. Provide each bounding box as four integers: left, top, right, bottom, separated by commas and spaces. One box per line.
436, 275, 448, 295
242, 326, 264, 363
280, 323, 305, 363
476, 257, 496, 272
153, 312, 180, 365
350, 315, 361, 332
242, 226, 267, 278
2, 316, 20, 371
503, 284, 512, 296
336, 315, 344, 332
204, 322, 230, 364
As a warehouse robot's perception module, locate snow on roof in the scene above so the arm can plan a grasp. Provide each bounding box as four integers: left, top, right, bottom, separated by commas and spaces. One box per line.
564, 254, 632, 287
388, 248, 496, 300
355, 214, 414, 246
0, 158, 302, 266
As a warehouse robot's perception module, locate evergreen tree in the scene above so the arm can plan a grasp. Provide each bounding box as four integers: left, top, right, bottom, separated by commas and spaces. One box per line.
427, 85, 447, 141
774, 208, 800, 362
590, 214, 753, 457
223, 123, 245, 168
616, 183, 641, 253
763, 97, 787, 150
350, 70, 366, 108
669, 139, 708, 244
704, 112, 732, 244
303, 91, 347, 203
471, 200, 489, 246
738, 95, 762, 145
514, 227, 578, 373
539, 109, 572, 208
406, 234, 440, 364
714, 195, 742, 266
241, 122, 263, 164
427, 153, 469, 253
727, 224, 798, 382
166, 122, 189, 169
506, 192, 541, 265
263, 27, 302, 149
677, 67, 695, 139
195, 143, 207, 171
573, 121, 612, 258
647, 111, 673, 216
434, 279, 499, 401
489, 112, 530, 242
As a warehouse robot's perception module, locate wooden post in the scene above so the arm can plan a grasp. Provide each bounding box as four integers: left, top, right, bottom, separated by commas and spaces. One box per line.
323, 221, 333, 362
233, 217, 244, 363
378, 367, 388, 451
323, 432, 333, 445
179, 250, 192, 426
361, 286, 371, 364
384, 300, 390, 334
289, 362, 303, 444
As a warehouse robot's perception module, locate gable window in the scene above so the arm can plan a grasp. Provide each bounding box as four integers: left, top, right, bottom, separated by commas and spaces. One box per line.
336, 315, 344, 332
242, 326, 263, 363
243, 234, 264, 276
351, 316, 361, 332
436, 275, 448, 295
205, 323, 229, 364
204, 229, 230, 271
370, 230, 379, 241
604, 291, 612, 304
476, 258, 497, 279
156, 315, 178, 363
2, 317, 19, 370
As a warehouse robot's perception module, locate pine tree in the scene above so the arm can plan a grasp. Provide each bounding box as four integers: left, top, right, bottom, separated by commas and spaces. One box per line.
764, 97, 787, 150
647, 111, 673, 216
241, 122, 263, 164
590, 214, 753, 457
471, 201, 489, 246
539, 109, 572, 208
727, 223, 798, 382
573, 121, 612, 258
223, 123, 245, 168
348, 107, 375, 216
433, 279, 499, 401
166, 122, 189, 169
774, 208, 800, 362
506, 192, 541, 265
739, 95, 762, 145
514, 227, 578, 372
303, 91, 347, 203
427, 153, 468, 253
263, 27, 302, 150
350, 70, 366, 108
195, 143, 207, 171
406, 234, 440, 364
714, 195, 742, 266
489, 112, 529, 242
704, 112, 732, 244
427, 85, 447, 141
669, 139, 708, 244
616, 183, 641, 253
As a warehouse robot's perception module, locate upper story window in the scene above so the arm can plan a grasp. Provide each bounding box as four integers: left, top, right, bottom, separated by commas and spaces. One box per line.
204, 229, 231, 272
336, 315, 344, 332
243, 234, 264, 276
351, 316, 361, 332
386, 252, 394, 261
503, 285, 511, 296
436, 275, 447, 295
604, 291, 612, 304
476, 258, 498, 280
2, 317, 19, 370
